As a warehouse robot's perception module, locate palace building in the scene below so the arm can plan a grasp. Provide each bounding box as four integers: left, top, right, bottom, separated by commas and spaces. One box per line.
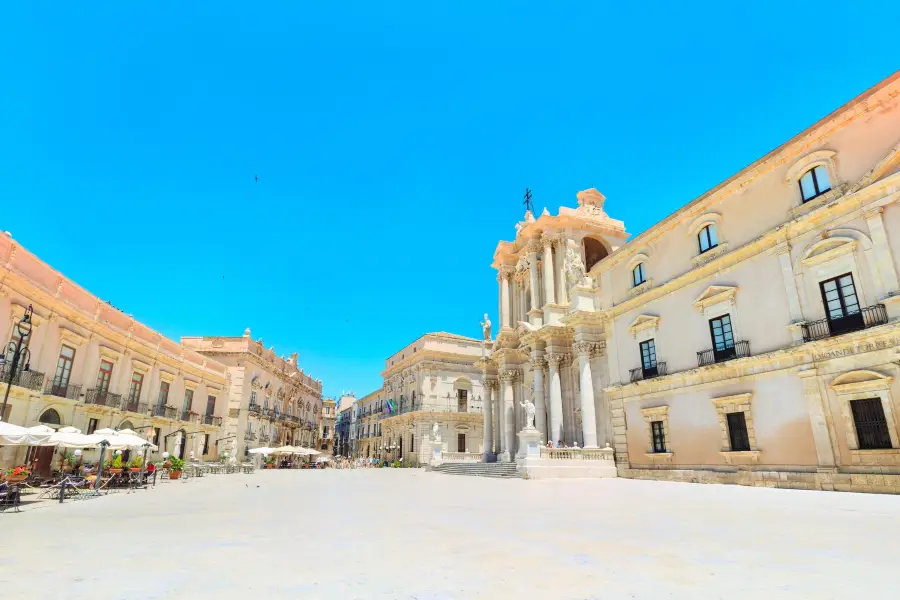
481, 70, 900, 492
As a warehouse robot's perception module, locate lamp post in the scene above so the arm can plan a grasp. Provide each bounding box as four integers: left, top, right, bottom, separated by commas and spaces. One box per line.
0, 305, 33, 421
94, 440, 110, 491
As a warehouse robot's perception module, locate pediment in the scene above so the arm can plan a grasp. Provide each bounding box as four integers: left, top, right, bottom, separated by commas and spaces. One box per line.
692, 285, 737, 311
801, 236, 856, 266
628, 314, 660, 337
831, 369, 893, 392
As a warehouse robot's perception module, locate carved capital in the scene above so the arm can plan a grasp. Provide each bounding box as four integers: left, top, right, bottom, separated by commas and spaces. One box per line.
530, 357, 548, 371
497, 266, 515, 281
525, 239, 542, 255
500, 369, 519, 383
546, 353, 570, 369
574, 341, 606, 358
485, 378, 500, 391
541, 234, 556, 249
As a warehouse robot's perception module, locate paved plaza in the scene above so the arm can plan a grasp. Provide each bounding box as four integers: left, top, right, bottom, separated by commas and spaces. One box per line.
1, 470, 897, 599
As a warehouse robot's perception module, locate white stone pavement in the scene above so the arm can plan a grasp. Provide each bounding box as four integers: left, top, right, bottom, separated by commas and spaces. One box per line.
1, 469, 897, 599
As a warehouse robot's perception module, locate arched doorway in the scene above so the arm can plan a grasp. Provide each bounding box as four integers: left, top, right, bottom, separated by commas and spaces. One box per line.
175, 428, 187, 460
34, 409, 63, 477
583, 237, 609, 271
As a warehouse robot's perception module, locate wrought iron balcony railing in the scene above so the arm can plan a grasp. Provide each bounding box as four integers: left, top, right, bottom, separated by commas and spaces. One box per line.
244, 431, 256, 441
122, 400, 149, 415
802, 304, 888, 343
380, 403, 483, 419
203, 414, 222, 426
629, 362, 668, 383
248, 403, 261, 414
697, 340, 750, 368
84, 388, 122, 408
180, 410, 192, 422
153, 404, 177, 419
0, 365, 45, 391
44, 378, 82, 400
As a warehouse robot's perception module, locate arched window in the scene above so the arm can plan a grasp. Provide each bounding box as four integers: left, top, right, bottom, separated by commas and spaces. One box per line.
39, 409, 61, 425
583, 237, 609, 271
799, 165, 831, 202
698, 224, 718, 254
119, 420, 134, 431
632, 263, 646, 287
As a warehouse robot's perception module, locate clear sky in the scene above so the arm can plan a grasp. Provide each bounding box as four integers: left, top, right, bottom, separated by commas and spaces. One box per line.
1, 2, 898, 399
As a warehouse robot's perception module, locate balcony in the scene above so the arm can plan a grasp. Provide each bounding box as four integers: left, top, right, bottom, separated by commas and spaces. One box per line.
697, 340, 751, 368
44, 378, 82, 400
261, 407, 275, 420
381, 403, 483, 418
802, 304, 888, 343
180, 410, 192, 422
122, 400, 149, 415
244, 431, 256, 441
629, 362, 668, 383
153, 404, 177, 419
0, 365, 46, 391
203, 414, 222, 427
84, 388, 122, 409
259, 432, 270, 443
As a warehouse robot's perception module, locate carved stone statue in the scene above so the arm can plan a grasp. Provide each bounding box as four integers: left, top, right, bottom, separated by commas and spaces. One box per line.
564, 240, 587, 286
480, 313, 492, 341
432, 422, 440, 440
519, 397, 536, 430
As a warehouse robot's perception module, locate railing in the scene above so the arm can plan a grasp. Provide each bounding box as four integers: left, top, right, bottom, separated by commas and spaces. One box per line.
697, 340, 750, 368
259, 433, 270, 443
180, 410, 191, 422
84, 388, 122, 408
802, 304, 888, 343
122, 401, 149, 415
244, 431, 256, 441
248, 403, 261, 414
153, 404, 177, 419
203, 414, 222, 426
44, 378, 82, 400
0, 365, 45, 391
189, 413, 201, 425
540, 446, 615, 461
442, 451, 481, 463
261, 408, 274, 419
629, 362, 668, 382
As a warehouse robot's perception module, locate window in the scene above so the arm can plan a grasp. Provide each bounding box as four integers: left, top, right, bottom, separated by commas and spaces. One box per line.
457, 433, 466, 453
799, 165, 831, 202
207, 395, 216, 416
128, 371, 144, 404
632, 263, 646, 287
183, 389, 194, 413
410, 434, 414, 453
650, 421, 666, 453
726, 412, 751, 451
698, 224, 718, 254
709, 315, 735, 361
457, 389, 468, 412
39, 408, 61, 425
820, 273, 863, 335
87, 418, 99, 435
152, 427, 161, 446
640, 339, 657, 378
250, 391, 257, 407
157, 381, 170, 407
850, 398, 892, 449
202, 434, 210, 455
54, 345, 76, 387
96, 360, 114, 394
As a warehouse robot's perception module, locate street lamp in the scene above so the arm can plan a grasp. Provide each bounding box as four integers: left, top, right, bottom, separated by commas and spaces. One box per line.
0, 305, 33, 421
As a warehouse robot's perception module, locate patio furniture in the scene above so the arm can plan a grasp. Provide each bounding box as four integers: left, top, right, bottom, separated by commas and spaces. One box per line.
0, 483, 21, 512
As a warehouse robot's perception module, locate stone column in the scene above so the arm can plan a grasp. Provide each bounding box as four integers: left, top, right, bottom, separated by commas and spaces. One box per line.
542, 236, 556, 305
798, 368, 837, 469
527, 242, 542, 313
574, 342, 600, 448
482, 380, 494, 461
555, 239, 569, 305
499, 268, 513, 329
546, 354, 566, 446
865, 207, 900, 295
499, 370, 517, 462
530, 353, 547, 443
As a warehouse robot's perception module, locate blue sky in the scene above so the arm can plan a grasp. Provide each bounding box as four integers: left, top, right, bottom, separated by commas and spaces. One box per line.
1, 2, 898, 399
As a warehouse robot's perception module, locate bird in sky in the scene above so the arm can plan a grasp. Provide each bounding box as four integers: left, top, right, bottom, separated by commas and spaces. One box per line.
254, 175, 259, 183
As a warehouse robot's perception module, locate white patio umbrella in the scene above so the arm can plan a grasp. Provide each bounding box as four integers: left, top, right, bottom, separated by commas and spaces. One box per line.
272, 445, 296, 454
248, 446, 273, 455
0, 420, 53, 445
47, 431, 103, 449
58, 426, 82, 434
91, 428, 157, 451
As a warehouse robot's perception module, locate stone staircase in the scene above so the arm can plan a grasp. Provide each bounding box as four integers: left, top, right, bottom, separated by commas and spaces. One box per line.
432, 462, 522, 479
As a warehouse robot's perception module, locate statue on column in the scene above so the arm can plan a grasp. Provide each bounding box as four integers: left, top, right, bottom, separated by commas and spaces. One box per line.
432, 422, 441, 441
519, 396, 536, 430
480, 313, 492, 341
564, 240, 587, 287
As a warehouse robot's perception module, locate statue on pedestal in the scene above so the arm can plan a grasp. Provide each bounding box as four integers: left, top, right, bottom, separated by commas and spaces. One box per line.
432, 422, 440, 441
519, 397, 536, 430
564, 240, 587, 287
480, 313, 492, 341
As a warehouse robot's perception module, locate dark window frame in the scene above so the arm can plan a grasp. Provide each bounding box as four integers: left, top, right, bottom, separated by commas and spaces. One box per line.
457, 433, 466, 453
850, 398, 892, 450
632, 262, 646, 287
650, 420, 667, 453
640, 339, 658, 378
799, 165, 832, 203
698, 224, 718, 254
726, 412, 751, 452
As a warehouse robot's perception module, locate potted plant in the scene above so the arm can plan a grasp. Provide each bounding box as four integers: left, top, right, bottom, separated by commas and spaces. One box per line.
128, 456, 143, 473
61, 451, 77, 473
4, 465, 29, 483
168, 456, 185, 479
109, 454, 124, 474
264, 455, 276, 469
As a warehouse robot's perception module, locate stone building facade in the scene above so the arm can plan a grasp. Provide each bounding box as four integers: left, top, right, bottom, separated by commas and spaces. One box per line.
181, 332, 323, 458
355, 389, 383, 459
380, 333, 485, 465
320, 397, 336, 454
486, 71, 900, 493
0, 234, 226, 473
